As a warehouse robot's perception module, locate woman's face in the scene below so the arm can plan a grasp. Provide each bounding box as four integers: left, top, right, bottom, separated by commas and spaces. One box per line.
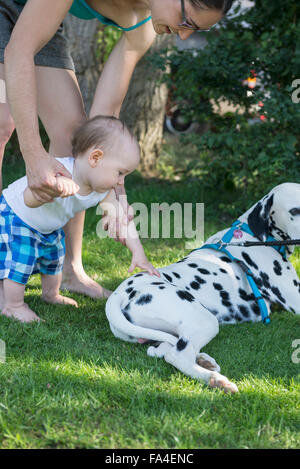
149, 0, 223, 40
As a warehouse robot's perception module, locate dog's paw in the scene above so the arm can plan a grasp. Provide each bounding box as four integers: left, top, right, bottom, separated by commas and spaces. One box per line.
209, 372, 239, 394
196, 353, 220, 372
147, 346, 157, 357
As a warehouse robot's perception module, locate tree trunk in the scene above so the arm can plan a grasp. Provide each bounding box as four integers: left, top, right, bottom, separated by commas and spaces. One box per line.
121, 35, 173, 175
64, 16, 173, 174
63, 14, 103, 113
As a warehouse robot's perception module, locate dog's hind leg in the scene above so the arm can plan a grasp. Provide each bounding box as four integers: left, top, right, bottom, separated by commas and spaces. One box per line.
150, 338, 237, 393
148, 309, 237, 393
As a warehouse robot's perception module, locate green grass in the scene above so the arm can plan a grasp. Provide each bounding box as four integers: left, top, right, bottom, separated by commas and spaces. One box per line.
0, 153, 299, 449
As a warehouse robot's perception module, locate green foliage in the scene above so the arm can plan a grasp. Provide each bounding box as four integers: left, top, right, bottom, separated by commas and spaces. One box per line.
97, 26, 122, 62
153, 0, 300, 203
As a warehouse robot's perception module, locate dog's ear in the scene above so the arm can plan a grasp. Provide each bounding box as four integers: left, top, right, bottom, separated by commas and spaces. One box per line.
247, 194, 274, 241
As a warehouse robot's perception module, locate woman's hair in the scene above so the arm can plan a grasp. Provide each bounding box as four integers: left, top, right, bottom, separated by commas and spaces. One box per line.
72, 115, 132, 157
189, 0, 234, 14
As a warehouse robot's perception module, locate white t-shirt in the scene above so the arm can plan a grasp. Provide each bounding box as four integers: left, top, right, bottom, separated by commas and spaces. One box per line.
3, 157, 108, 234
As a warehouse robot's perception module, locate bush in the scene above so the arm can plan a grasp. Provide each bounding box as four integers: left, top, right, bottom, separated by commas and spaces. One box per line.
152, 0, 300, 205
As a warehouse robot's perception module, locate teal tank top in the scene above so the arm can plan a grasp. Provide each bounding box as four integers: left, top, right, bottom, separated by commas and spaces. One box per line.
15, 0, 152, 32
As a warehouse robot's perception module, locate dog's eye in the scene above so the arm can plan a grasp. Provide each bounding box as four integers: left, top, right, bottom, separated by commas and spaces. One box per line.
289, 208, 300, 217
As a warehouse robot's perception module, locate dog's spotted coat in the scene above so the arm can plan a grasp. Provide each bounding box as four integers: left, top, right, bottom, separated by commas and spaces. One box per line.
106, 183, 300, 393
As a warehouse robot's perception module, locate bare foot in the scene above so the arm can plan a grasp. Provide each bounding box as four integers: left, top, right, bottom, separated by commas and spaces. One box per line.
42, 294, 78, 307
1, 303, 42, 323
61, 270, 111, 299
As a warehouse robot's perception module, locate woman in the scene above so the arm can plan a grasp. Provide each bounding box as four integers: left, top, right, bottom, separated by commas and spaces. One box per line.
0, 0, 233, 299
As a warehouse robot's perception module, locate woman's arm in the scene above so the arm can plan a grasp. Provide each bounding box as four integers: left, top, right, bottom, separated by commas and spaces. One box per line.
23, 175, 79, 208
89, 19, 157, 118
4, 0, 74, 202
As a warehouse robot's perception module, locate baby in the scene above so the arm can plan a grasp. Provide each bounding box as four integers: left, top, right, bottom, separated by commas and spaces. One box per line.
0, 115, 158, 323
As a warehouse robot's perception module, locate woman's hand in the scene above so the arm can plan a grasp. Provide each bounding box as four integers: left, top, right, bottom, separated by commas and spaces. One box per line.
25, 153, 78, 203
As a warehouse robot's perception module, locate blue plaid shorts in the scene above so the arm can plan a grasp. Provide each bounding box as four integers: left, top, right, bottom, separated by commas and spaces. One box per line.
0, 195, 65, 285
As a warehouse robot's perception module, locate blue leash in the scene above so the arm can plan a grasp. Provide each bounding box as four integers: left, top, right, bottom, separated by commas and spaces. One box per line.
193, 220, 288, 324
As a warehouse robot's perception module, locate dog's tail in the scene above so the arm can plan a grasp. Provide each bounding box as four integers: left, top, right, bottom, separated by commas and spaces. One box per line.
105, 290, 178, 345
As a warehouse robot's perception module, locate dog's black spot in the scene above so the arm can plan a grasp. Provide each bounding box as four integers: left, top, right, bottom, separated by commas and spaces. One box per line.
159, 286, 165, 290
188, 263, 198, 268
222, 300, 232, 307
260, 271, 271, 289
238, 304, 250, 318
136, 294, 153, 305
151, 282, 165, 285
126, 287, 133, 294
213, 272, 218, 276
163, 273, 172, 282
129, 290, 137, 300
236, 275, 240, 280
222, 316, 231, 322
220, 290, 230, 300
123, 311, 132, 322
213, 283, 223, 291
234, 313, 243, 322
197, 268, 210, 275
210, 309, 219, 316
271, 286, 286, 304
220, 256, 232, 263
251, 302, 260, 316
220, 268, 227, 274
253, 276, 263, 289
194, 275, 206, 285
241, 252, 258, 270
220, 290, 232, 307
177, 339, 188, 351
172, 272, 181, 279
190, 281, 200, 290
247, 195, 274, 241
176, 290, 195, 302
261, 288, 271, 298
134, 274, 143, 278
123, 302, 130, 312
238, 288, 255, 302
273, 260, 282, 276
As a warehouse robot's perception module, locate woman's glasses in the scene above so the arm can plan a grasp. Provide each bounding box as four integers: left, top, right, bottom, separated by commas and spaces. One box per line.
178, 0, 211, 32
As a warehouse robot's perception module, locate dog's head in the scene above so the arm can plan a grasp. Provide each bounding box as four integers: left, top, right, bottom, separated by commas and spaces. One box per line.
247, 183, 300, 242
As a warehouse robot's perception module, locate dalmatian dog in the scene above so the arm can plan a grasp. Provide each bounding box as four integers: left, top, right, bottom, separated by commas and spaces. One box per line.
105, 183, 300, 393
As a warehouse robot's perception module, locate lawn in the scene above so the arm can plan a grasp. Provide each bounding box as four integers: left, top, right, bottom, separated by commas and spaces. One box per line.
0, 147, 299, 449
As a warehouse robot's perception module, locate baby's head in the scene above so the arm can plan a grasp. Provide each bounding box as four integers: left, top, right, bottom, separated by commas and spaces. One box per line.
72, 115, 140, 193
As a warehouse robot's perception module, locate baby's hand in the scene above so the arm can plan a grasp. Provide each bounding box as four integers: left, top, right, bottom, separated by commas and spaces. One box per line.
128, 251, 160, 277
55, 175, 79, 198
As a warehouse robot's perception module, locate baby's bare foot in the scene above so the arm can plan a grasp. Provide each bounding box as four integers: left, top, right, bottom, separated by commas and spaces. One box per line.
42, 294, 78, 308
1, 303, 41, 323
